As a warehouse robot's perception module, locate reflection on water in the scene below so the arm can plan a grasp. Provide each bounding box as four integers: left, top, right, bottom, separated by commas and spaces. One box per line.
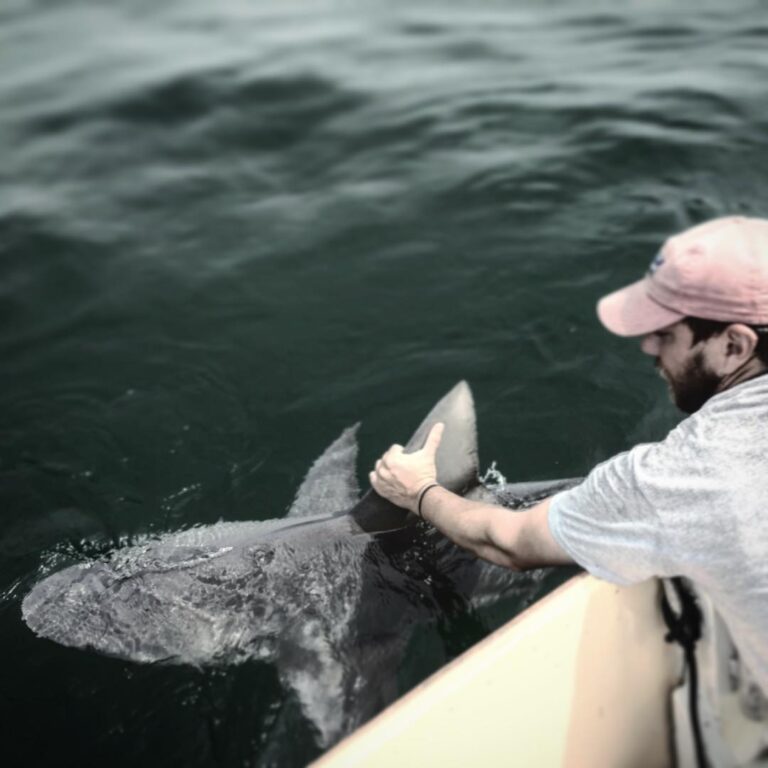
3, 0, 768, 764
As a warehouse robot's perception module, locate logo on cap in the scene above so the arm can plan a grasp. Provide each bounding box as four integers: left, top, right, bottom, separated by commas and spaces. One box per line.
648, 251, 665, 275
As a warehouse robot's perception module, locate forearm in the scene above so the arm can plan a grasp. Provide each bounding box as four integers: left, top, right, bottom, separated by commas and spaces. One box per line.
419, 486, 547, 571
369, 422, 573, 570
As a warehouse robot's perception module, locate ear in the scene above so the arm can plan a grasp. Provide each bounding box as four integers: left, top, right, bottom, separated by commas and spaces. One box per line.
722, 324, 759, 370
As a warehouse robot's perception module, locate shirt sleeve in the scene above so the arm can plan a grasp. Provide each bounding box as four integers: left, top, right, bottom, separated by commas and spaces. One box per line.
547, 421, 730, 585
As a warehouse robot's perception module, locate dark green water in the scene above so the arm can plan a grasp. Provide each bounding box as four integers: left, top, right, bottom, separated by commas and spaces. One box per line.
3, 0, 768, 764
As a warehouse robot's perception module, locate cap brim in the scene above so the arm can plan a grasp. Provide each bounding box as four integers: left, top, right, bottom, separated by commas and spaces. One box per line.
597, 277, 684, 337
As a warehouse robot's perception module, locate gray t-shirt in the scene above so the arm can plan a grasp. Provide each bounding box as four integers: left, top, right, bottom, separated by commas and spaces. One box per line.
549, 374, 768, 694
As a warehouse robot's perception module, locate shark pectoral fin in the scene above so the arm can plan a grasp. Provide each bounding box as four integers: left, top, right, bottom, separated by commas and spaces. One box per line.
278, 636, 350, 748
287, 424, 361, 519
279, 630, 407, 749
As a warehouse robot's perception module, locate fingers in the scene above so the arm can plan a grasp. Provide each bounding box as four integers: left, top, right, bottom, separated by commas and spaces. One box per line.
386, 443, 404, 462
380, 444, 403, 470
375, 425, 442, 474
369, 467, 392, 491
423, 422, 445, 457
369, 471, 381, 494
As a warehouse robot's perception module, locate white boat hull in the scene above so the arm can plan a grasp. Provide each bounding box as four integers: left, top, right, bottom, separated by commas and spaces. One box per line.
314, 574, 680, 768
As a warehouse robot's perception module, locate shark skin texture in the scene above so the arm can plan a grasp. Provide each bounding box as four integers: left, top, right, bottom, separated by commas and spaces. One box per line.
22, 381, 580, 747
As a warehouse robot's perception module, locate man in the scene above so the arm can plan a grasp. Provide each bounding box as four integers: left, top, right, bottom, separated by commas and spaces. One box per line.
370, 215, 768, 697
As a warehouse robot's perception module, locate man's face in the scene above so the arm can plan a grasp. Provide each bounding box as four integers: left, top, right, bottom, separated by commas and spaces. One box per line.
640, 321, 722, 414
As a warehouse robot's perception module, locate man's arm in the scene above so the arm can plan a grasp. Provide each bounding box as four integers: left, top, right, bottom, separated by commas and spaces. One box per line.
369, 422, 574, 571
417, 488, 573, 570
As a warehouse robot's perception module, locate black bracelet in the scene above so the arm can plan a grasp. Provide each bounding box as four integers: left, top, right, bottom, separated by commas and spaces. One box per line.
416, 483, 440, 519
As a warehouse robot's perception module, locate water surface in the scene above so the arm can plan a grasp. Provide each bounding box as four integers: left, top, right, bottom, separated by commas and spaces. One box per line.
3, 1, 768, 764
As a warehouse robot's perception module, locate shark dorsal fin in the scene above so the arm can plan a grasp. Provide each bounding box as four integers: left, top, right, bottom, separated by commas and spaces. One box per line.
350, 381, 479, 531
403, 380, 478, 491
287, 424, 361, 519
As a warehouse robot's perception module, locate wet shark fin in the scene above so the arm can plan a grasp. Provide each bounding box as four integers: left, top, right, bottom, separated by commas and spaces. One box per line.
287, 424, 361, 519
277, 617, 406, 748
350, 381, 479, 531
403, 379, 479, 491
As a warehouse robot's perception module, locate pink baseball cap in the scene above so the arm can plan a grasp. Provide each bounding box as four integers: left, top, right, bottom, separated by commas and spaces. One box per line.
597, 216, 768, 337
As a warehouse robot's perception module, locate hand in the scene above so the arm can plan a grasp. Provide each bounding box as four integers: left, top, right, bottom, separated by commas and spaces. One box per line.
369, 422, 444, 513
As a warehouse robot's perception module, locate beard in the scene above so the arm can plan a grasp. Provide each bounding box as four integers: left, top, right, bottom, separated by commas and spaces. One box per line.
656, 351, 722, 414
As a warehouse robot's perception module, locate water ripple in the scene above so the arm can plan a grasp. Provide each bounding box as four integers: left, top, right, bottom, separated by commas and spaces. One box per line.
4, 2, 768, 765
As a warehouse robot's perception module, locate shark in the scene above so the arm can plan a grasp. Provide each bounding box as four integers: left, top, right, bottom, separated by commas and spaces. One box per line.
22, 381, 579, 747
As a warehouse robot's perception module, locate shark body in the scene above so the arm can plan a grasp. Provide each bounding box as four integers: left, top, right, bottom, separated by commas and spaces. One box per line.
22, 382, 579, 746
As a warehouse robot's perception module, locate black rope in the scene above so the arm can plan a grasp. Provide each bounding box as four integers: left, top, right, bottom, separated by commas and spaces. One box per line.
660, 577, 709, 768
